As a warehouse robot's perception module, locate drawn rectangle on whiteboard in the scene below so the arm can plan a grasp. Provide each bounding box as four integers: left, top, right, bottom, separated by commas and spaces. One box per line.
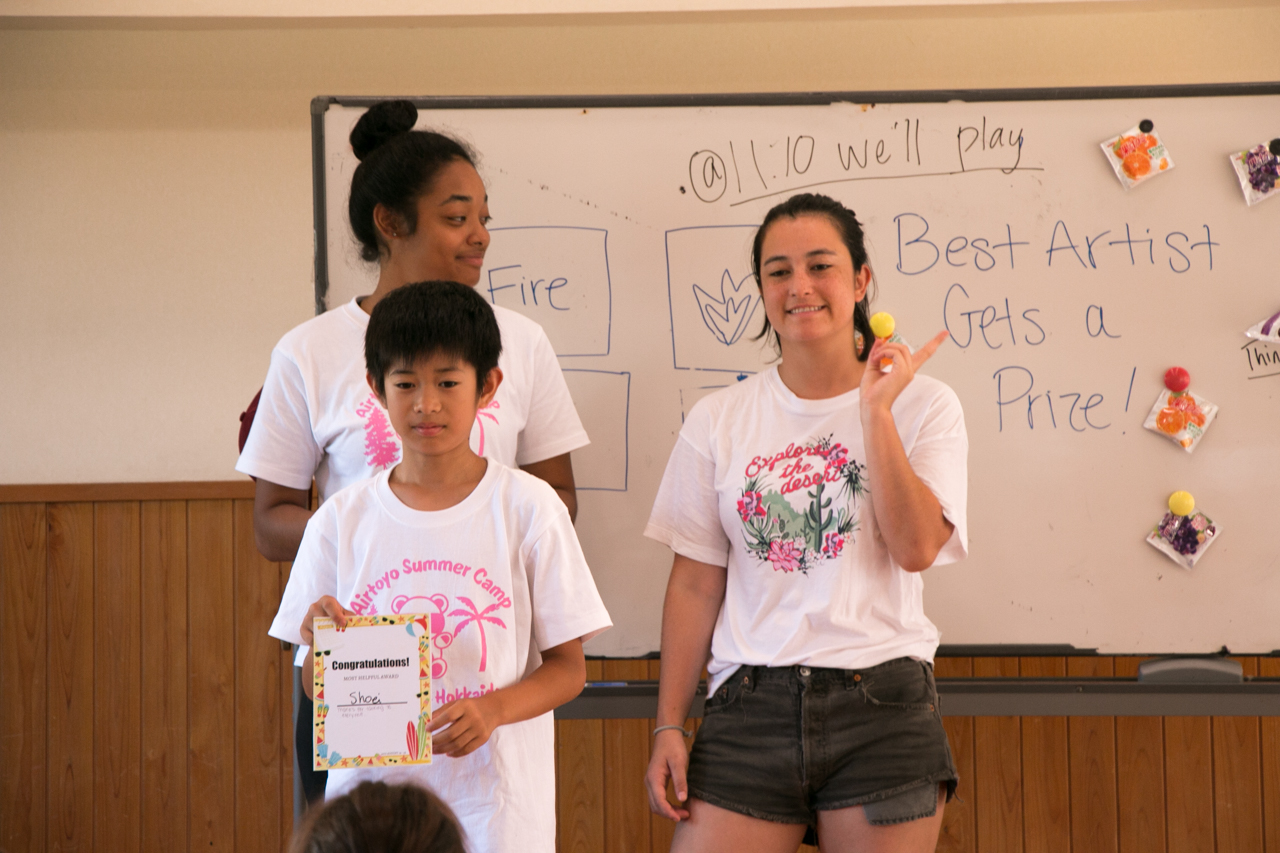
678, 374, 752, 422
482, 226, 611, 357
665, 225, 765, 371
564, 369, 629, 491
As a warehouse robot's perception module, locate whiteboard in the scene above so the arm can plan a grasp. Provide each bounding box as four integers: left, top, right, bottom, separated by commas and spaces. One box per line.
314, 89, 1280, 656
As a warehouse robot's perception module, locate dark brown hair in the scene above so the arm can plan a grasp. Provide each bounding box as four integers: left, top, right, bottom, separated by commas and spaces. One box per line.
288, 780, 467, 853
751, 193, 876, 361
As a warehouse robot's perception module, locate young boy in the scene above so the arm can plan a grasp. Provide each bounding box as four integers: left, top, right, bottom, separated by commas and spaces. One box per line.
269, 281, 611, 853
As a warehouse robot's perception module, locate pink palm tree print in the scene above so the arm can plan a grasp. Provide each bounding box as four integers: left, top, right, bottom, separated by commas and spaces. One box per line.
358, 394, 400, 470
449, 596, 508, 672
474, 399, 500, 456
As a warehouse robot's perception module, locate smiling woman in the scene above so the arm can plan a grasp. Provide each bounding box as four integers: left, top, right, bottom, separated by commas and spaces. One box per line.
234, 99, 591, 805
644, 193, 967, 853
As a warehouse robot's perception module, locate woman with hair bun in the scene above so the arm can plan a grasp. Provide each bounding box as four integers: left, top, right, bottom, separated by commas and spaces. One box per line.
237, 99, 589, 804
644, 193, 967, 853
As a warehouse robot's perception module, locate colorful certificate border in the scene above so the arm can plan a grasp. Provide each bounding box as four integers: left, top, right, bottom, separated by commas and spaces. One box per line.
312, 613, 432, 770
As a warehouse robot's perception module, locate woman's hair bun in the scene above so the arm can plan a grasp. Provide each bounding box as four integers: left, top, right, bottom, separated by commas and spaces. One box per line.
350, 100, 418, 161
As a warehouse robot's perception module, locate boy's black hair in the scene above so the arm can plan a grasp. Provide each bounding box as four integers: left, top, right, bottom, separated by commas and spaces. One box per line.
365, 281, 502, 396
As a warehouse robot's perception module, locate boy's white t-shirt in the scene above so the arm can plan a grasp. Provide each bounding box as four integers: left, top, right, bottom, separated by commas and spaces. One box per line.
644, 366, 968, 696
237, 297, 589, 503
269, 462, 611, 853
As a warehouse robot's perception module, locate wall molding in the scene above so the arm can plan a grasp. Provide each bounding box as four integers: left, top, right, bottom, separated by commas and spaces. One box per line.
0, 480, 257, 503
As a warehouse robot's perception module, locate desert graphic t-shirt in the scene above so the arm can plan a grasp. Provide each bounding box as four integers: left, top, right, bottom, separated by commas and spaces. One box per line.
645, 366, 968, 695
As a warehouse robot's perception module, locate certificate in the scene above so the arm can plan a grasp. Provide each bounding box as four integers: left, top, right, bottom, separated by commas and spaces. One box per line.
312, 613, 432, 770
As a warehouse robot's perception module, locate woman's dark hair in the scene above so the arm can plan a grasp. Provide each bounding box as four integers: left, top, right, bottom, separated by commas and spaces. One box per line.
287, 780, 466, 853
365, 280, 503, 395
349, 100, 478, 263
750, 193, 876, 361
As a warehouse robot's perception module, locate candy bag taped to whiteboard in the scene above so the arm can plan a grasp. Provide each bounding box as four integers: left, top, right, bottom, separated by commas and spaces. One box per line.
1143, 387, 1217, 453
1146, 510, 1218, 570
1101, 126, 1173, 189
1245, 308, 1280, 343
1229, 143, 1280, 206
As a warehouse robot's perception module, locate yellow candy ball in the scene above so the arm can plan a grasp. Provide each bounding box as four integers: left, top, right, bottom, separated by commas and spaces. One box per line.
869, 312, 895, 340
1168, 491, 1195, 517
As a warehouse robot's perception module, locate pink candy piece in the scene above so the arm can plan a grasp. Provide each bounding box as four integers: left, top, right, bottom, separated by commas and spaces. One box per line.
1164, 366, 1190, 393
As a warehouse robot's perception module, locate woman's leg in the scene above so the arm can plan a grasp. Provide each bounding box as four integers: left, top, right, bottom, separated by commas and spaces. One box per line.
814, 785, 946, 853
670, 798, 808, 853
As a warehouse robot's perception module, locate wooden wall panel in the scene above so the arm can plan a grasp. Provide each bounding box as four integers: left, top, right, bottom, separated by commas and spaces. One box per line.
188, 500, 236, 853
1114, 656, 1166, 853
603, 659, 653, 853
0, 503, 48, 853
1214, 657, 1263, 853
1066, 657, 1117, 853
47, 502, 95, 853
94, 501, 142, 853
1261, 657, 1280, 853
141, 500, 189, 852
557, 718, 605, 853
7, 489, 1280, 853
974, 657, 1023, 853
557, 658, 606, 853
936, 656, 976, 853
1019, 658, 1070, 853
233, 499, 284, 853
1165, 717, 1215, 853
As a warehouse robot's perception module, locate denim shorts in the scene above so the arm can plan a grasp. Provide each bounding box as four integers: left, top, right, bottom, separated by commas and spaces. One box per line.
687, 657, 957, 827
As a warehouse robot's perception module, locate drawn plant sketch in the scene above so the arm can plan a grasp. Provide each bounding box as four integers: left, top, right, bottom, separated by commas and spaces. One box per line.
666, 225, 772, 373
693, 269, 760, 347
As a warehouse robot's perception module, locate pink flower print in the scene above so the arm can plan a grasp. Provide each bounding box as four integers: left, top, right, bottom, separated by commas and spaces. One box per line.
359, 394, 400, 470
766, 539, 804, 573
449, 596, 508, 672
737, 490, 767, 522
474, 399, 500, 456
822, 532, 846, 558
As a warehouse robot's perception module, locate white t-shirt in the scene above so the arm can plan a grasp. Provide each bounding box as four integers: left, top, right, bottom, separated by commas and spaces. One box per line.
644, 366, 967, 695
269, 462, 612, 853
237, 297, 589, 503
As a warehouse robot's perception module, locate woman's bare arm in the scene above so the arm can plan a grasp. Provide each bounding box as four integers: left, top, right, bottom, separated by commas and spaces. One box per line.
252, 478, 313, 562
520, 453, 578, 522
646, 554, 727, 820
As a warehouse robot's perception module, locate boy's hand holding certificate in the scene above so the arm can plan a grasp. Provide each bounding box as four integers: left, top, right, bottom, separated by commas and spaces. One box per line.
312, 613, 432, 770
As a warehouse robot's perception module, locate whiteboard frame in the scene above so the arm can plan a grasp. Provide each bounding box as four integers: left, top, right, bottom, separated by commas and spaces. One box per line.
309, 84, 1280, 658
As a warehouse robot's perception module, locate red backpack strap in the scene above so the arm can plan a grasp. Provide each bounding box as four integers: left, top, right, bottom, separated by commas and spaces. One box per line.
238, 387, 263, 456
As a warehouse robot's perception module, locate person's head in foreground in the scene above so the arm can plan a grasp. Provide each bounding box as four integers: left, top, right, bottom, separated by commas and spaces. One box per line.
288, 780, 467, 853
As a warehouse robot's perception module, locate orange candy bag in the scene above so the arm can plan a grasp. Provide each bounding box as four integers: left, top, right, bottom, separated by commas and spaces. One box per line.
1101, 123, 1174, 189
1142, 367, 1217, 453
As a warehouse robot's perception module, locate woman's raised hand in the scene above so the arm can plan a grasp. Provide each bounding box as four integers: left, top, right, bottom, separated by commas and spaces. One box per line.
861, 330, 949, 415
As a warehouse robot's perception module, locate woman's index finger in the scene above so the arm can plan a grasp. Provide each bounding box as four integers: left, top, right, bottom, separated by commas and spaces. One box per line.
912, 330, 950, 366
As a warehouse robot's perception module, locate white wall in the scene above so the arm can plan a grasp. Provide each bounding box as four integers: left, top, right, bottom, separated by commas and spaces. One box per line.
1, 2, 1277, 483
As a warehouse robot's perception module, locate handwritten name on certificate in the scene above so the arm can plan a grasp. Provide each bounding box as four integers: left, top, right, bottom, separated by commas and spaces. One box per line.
312, 614, 432, 770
